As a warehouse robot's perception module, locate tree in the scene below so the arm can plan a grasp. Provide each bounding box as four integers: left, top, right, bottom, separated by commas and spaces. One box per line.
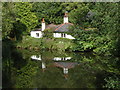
15, 2, 38, 34
2, 2, 16, 39
32, 2, 63, 25
68, 2, 119, 55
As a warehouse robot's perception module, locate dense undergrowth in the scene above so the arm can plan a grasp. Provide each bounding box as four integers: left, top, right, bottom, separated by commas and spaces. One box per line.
14, 34, 118, 57
15, 36, 75, 52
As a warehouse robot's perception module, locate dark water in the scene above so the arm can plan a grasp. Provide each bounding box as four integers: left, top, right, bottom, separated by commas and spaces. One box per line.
2, 49, 120, 88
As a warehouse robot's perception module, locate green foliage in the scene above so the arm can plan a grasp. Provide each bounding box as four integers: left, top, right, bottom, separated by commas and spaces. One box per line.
90, 3, 119, 56
2, 2, 38, 40
2, 2, 16, 39
54, 38, 74, 51
3, 48, 120, 88
43, 28, 54, 39
16, 36, 42, 50
2, 2, 120, 89
41, 38, 74, 51
32, 2, 63, 25
15, 36, 75, 52
69, 3, 119, 56
15, 61, 38, 88
15, 2, 38, 33
69, 3, 89, 27
41, 38, 55, 50
103, 76, 120, 89
73, 41, 94, 51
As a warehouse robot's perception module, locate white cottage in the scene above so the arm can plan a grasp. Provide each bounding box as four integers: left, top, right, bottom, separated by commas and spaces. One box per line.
30, 11, 75, 39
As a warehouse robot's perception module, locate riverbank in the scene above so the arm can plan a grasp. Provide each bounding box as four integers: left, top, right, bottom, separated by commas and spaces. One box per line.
8, 36, 115, 57
3, 35, 119, 57
15, 36, 76, 51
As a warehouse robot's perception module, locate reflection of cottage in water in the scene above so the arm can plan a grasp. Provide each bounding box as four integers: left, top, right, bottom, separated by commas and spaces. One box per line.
31, 55, 46, 71
53, 57, 72, 61
31, 55, 78, 78
31, 55, 42, 60
54, 62, 78, 74
54, 62, 78, 79
31, 55, 72, 61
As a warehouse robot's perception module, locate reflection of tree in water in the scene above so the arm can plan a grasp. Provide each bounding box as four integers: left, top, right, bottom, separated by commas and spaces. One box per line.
12, 21, 27, 41
11, 50, 28, 70
103, 75, 120, 89
3, 49, 120, 88
2, 41, 16, 88
15, 60, 39, 88
34, 65, 64, 88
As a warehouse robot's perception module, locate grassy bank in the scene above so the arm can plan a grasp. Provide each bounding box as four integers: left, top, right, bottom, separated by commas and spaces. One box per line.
15, 36, 76, 51
15, 36, 42, 50
14, 35, 118, 57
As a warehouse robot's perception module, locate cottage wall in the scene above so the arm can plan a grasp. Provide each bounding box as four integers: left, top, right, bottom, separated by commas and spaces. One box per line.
53, 33, 75, 39
65, 34, 75, 39
53, 33, 61, 38
30, 31, 42, 38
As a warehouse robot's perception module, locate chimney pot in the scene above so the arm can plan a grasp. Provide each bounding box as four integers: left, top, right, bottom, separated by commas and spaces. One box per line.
42, 18, 45, 23
64, 11, 68, 23
42, 18, 45, 31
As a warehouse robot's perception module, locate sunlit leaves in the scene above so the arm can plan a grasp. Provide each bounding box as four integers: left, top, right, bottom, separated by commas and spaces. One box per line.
69, 3, 119, 56
2, 2, 16, 39
15, 2, 38, 33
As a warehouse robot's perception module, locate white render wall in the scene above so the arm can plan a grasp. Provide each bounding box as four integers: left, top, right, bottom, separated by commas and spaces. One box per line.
53, 33, 75, 39
30, 31, 42, 38
65, 34, 75, 39
30, 31, 75, 39
53, 33, 61, 38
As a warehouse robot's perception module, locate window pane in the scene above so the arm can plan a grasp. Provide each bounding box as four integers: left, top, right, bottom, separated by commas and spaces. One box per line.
36, 33, 39, 37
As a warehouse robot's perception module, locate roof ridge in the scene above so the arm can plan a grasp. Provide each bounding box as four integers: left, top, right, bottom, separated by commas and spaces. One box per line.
54, 23, 65, 31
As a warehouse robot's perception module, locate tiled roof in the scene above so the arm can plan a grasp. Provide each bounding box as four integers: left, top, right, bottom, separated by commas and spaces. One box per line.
33, 28, 42, 31
54, 23, 73, 32
46, 24, 59, 29
34, 24, 59, 31
33, 23, 73, 32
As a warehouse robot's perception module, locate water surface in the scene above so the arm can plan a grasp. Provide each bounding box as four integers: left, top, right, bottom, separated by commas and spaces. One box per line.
2, 49, 120, 88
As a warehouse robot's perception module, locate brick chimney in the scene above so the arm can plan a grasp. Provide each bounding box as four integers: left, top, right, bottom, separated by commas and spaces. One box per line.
64, 11, 68, 23
42, 18, 45, 31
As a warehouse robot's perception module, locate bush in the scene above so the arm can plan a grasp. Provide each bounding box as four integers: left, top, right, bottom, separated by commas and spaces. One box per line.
16, 36, 42, 50
15, 36, 75, 51
43, 28, 54, 39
